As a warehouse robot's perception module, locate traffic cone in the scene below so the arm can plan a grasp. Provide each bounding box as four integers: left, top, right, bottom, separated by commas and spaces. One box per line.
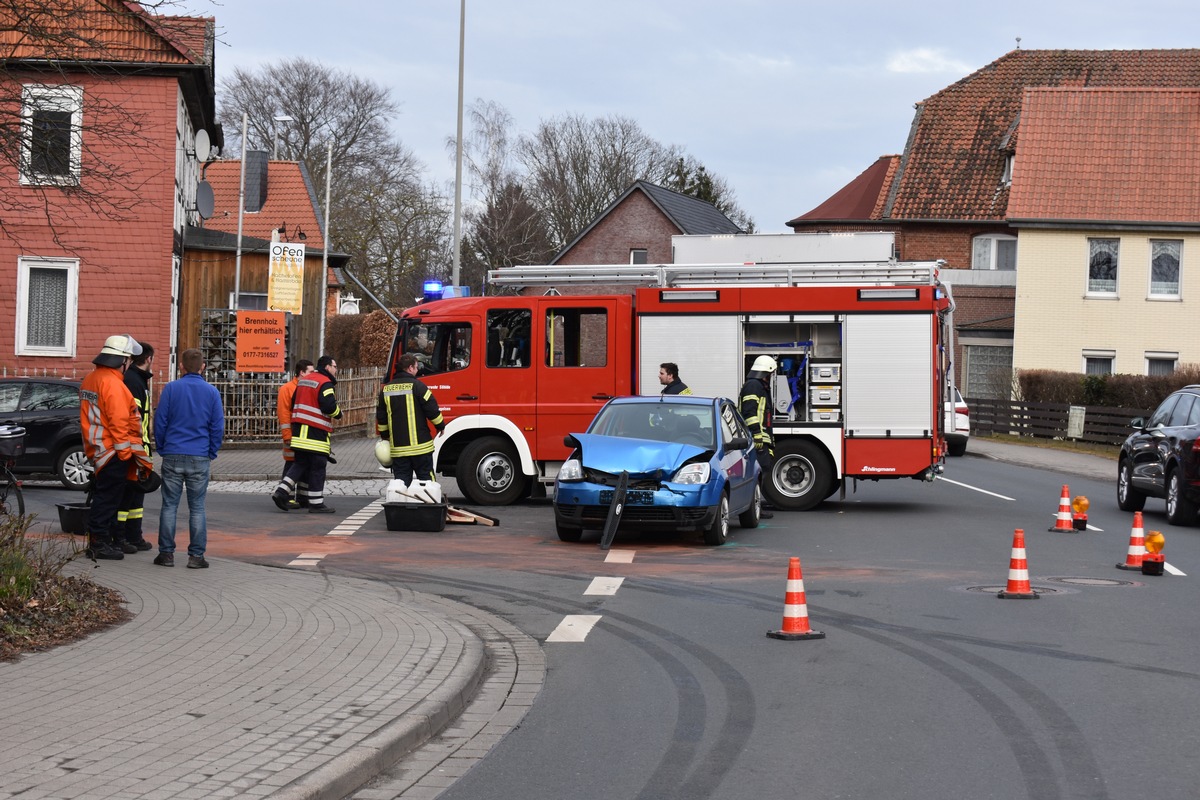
1048, 484, 1073, 531
1116, 512, 1146, 570
997, 529, 1039, 599
767, 557, 825, 640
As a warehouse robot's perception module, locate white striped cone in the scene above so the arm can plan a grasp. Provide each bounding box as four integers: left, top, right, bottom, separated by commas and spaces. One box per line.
1116, 511, 1146, 570
1049, 484, 1073, 531
767, 557, 825, 640
998, 529, 1038, 599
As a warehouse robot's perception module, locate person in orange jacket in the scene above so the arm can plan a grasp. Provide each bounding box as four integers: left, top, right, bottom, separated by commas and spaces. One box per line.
276, 359, 314, 509
80, 334, 153, 560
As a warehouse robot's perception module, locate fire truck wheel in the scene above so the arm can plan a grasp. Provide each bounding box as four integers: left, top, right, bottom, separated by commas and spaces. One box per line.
703, 493, 730, 546
765, 440, 831, 511
738, 484, 761, 529
457, 436, 529, 506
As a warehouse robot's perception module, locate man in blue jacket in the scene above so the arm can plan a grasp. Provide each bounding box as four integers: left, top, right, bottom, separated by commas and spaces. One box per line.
152, 348, 225, 569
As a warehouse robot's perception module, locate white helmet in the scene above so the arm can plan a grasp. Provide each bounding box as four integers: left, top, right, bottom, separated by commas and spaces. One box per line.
99, 334, 142, 358
751, 355, 777, 373
374, 440, 393, 467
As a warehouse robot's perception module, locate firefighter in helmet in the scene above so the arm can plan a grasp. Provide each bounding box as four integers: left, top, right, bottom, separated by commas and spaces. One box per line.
740, 355, 777, 519
376, 353, 446, 483
272, 355, 341, 513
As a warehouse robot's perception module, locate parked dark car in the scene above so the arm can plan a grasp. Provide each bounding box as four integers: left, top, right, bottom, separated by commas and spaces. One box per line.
0, 377, 92, 489
1117, 385, 1200, 525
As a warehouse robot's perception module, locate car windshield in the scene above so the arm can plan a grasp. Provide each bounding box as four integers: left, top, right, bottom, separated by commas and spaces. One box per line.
589, 402, 715, 447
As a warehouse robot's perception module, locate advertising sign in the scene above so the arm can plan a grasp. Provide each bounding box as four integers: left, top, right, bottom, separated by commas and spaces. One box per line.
268, 242, 305, 314
236, 311, 286, 373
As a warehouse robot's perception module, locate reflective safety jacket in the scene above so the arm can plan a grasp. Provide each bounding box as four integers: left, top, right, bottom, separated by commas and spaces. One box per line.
124, 364, 153, 457
81, 365, 150, 471
661, 379, 692, 396
376, 375, 445, 458
290, 369, 341, 454
739, 376, 774, 454
277, 376, 300, 461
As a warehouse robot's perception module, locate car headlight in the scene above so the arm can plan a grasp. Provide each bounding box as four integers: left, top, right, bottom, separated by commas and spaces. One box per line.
672, 462, 710, 485
559, 458, 583, 482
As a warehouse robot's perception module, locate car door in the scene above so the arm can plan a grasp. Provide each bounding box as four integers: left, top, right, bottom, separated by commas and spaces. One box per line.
1129, 394, 1179, 493
17, 381, 81, 473
719, 400, 755, 510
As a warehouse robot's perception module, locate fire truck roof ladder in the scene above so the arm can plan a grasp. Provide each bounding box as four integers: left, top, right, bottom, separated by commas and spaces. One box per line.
487, 260, 947, 288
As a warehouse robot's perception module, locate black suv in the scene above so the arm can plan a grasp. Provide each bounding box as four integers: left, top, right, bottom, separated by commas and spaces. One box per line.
0, 377, 92, 489
1118, 385, 1200, 525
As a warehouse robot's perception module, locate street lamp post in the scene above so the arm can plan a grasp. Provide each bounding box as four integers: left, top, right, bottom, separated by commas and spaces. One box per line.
273, 114, 294, 159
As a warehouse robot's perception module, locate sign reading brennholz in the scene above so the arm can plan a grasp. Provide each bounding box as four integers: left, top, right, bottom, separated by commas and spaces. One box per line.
236, 311, 286, 373
268, 242, 305, 314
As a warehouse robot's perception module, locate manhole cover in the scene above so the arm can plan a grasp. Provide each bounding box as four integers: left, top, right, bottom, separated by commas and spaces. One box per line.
1039, 576, 1140, 587
960, 585, 1064, 595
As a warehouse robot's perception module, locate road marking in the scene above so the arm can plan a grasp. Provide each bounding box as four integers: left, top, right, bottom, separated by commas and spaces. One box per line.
546, 615, 602, 643
1165, 562, 1187, 576
325, 499, 385, 537
605, 549, 635, 563
289, 559, 321, 567
936, 476, 1015, 500
584, 577, 624, 595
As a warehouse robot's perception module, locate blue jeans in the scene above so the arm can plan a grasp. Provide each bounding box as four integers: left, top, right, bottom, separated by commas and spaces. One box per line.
158, 454, 211, 557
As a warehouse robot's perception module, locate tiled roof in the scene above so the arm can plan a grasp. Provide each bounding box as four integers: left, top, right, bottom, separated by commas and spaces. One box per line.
888, 48, 1200, 221
636, 181, 743, 235
202, 159, 327, 251
0, 1, 210, 65
787, 155, 899, 223
1008, 88, 1200, 224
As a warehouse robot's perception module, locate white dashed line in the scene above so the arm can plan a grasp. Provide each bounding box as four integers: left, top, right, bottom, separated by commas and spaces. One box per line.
584, 577, 624, 595
288, 559, 321, 567
935, 476, 1015, 500
605, 549, 636, 563
546, 615, 602, 643
1165, 562, 1187, 576
324, 498, 385, 537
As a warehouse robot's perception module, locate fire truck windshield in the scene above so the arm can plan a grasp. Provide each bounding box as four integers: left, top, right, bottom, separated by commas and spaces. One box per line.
399, 320, 472, 377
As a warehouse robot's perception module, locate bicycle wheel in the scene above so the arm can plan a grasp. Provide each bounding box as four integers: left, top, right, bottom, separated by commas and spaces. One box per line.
0, 471, 24, 517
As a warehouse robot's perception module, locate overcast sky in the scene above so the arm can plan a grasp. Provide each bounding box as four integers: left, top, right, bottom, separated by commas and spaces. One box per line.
202, 1, 1199, 233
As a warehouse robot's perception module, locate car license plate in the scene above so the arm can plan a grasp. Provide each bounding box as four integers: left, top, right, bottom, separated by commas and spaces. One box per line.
600, 489, 654, 505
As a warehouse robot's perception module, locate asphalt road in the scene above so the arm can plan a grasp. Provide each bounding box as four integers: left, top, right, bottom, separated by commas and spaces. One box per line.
18, 453, 1200, 800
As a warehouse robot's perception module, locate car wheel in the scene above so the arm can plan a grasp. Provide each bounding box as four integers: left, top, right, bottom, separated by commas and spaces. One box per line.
1117, 458, 1146, 512
703, 493, 729, 546
455, 436, 529, 506
947, 439, 967, 457
57, 444, 93, 490
738, 484, 761, 529
1166, 469, 1198, 526
555, 518, 584, 543
765, 439, 832, 511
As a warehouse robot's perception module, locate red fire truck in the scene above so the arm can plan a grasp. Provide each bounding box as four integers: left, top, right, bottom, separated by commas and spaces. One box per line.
384, 238, 956, 510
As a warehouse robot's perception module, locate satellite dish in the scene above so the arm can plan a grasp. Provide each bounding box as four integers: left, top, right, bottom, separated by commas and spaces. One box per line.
194, 129, 211, 163
196, 180, 215, 219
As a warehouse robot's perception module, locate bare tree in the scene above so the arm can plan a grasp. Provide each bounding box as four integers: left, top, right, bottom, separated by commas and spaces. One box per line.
219, 57, 451, 303
0, 0, 212, 245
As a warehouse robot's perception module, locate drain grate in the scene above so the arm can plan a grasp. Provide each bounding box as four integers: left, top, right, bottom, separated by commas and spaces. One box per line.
1038, 576, 1140, 587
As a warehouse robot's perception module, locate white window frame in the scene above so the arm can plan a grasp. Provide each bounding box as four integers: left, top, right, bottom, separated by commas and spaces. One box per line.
1086, 237, 1119, 296
1148, 239, 1182, 299
971, 233, 1017, 270
1146, 351, 1178, 376
228, 291, 268, 310
16, 257, 79, 356
20, 84, 83, 186
630, 248, 648, 265
1082, 349, 1115, 376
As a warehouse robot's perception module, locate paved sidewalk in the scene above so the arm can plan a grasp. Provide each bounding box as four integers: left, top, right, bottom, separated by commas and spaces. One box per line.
0, 556, 498, 800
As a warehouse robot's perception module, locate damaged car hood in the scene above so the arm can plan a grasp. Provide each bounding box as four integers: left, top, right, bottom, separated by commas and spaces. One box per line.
572, 433, 709, 478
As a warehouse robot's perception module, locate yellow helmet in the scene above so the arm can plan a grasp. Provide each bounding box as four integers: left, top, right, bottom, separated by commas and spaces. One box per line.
374, 440, 393, 467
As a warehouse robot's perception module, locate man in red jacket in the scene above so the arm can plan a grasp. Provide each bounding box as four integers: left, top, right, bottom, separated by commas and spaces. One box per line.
80, 334, 153, 560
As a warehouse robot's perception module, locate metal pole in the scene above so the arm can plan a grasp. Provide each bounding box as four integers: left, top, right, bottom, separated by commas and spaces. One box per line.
451, 0, 465, 287
319, 141, 332, 355
233, 111, 248, 312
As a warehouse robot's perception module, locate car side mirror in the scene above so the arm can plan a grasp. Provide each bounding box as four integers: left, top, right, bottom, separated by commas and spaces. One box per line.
564, 434, 580, 449
728, 436, 749, 451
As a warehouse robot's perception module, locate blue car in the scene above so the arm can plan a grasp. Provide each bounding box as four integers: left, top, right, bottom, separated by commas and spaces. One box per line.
553, 395, 763, 546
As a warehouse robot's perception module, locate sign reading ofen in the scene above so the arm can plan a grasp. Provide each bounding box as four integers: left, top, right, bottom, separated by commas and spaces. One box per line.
268, 242, 305, 314
236, 311, 286, 373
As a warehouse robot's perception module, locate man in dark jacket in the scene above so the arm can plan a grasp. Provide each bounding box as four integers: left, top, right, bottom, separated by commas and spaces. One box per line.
115, 342, 154, 553
658, 362, 692, 395
740, 355, 777, 519
377, 353, 445, 483
272, 355, 341, 513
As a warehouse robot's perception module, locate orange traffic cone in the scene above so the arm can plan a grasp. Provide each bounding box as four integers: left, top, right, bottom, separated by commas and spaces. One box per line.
998, 529, 1039, 599
1049, 484, 1073, 531
767, 557, 825, 640
1116, 512, 1146, 570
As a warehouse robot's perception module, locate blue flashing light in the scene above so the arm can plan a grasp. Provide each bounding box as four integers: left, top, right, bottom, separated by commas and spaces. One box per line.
422, 279, 444, 302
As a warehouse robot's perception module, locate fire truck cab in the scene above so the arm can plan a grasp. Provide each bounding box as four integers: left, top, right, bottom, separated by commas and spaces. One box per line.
385, 235, 956, 511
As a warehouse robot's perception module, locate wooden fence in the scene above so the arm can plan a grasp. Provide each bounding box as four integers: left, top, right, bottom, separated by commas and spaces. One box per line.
212, 366, 384, 444
967, 397, 1153, 447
